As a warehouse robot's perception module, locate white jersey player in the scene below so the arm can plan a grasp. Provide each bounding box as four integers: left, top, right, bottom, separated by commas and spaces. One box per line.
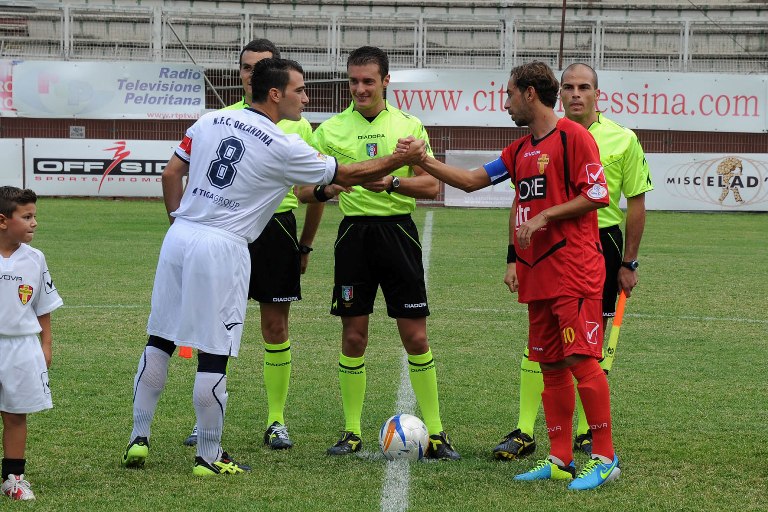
170, 107, 337, 243
122, 57, 427, 477
0, 186, 62, 501
146, 107, 337, 358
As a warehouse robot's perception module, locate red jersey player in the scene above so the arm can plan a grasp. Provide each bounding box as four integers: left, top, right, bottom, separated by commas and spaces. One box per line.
399, 61, 620, 491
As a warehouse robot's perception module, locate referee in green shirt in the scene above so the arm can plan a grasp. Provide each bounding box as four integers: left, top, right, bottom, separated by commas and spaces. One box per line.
312, 46, 459, 459
494, 62, 653, 461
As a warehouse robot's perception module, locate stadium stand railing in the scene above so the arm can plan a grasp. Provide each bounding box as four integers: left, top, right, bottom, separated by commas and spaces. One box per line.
0, 3, 765, 73
1, 1, 766, 205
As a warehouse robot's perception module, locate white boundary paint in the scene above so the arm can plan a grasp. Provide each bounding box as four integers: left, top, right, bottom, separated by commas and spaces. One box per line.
379, 211, 434, 512
59, 304, 768, 325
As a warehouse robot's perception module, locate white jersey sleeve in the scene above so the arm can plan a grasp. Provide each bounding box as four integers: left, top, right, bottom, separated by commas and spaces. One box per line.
32, 252, 63, 317
174, 119, 198, 163
281, 133, 338, 186
0, 244, 63, 337
169, 108, 337, 243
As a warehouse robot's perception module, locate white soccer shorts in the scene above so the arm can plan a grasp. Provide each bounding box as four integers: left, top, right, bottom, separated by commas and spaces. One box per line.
147, 219, 250, 357
0, 335, 52, 414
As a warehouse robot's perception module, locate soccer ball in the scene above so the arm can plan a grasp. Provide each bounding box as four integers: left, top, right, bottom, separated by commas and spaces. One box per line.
379, 413, 429, 461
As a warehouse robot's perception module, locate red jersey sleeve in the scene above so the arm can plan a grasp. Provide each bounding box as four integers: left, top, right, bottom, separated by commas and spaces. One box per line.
500, 138, 525, 184
568, 122, 609, 205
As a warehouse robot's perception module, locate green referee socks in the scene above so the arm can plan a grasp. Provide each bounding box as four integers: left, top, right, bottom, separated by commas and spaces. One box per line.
517, 348, 544, 437
408, 349, 444, 435
339, 353, 366, 436
264, 340, 291, 426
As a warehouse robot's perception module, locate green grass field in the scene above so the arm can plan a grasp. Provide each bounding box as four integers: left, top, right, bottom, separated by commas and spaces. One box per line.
14, 199, 768, 511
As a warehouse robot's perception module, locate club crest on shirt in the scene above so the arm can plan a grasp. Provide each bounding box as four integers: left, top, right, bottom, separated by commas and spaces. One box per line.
537, 153, 550, 174
341, 285, 353, 302
18, 284, 33, 305
366, 143, 378, 158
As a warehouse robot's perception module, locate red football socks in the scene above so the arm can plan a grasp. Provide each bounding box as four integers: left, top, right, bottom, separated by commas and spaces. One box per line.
541, 367, 575, 464
571, 358, 615, 460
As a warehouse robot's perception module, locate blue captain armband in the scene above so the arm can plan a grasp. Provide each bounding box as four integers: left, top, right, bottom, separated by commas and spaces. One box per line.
483, 157, 510, 185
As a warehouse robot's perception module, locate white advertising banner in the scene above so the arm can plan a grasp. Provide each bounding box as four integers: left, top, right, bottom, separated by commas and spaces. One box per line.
0, 59, 18, 117
12, 62, 205, 119
645, 153, 768, 211
389, 69, 768, 132
0, 139, 23, 187
24, 139, 177, 197
445, 150, 768, 212
444, 151, 513, 208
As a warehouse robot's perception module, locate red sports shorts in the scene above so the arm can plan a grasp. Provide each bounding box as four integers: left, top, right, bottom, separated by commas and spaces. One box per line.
527, 296, 603, 363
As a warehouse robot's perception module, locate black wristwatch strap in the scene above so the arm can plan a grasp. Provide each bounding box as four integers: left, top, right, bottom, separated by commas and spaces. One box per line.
621, 260, 638, 271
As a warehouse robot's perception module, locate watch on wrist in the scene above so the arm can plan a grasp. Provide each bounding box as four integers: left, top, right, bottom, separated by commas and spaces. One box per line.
298, 244, 313, 255
621, 260, 639, 271
387, 176, 401, 194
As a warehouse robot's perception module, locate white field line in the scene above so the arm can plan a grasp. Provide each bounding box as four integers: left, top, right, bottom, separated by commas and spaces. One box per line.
379, 211, 433, 512
60, 304, 768, 325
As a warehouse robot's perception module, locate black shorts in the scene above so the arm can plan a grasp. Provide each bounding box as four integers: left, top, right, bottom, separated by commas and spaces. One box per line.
331, 215, 429, 318
600, 224, 623, 317
248, 211, 301, 303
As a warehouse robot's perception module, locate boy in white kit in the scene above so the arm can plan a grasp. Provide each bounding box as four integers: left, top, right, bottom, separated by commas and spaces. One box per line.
0, 187, 63, 500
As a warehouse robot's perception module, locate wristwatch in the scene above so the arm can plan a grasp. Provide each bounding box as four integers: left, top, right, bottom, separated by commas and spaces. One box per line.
298, 244, 313, 255
387, 176, 401, 194
621, 260, 639, 271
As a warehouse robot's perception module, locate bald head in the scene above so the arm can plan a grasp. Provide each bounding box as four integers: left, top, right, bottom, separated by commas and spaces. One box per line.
559, 63, 600, 128
561, 63, 598, 89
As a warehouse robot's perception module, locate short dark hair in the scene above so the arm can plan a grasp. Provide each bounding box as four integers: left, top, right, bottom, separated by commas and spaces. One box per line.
561, 62, 598, 88
250, 58, 304, 103
239, 38, 280, 65
0, 186, 37, 217
347, 46, 389, 78
510, 61, 559, 108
